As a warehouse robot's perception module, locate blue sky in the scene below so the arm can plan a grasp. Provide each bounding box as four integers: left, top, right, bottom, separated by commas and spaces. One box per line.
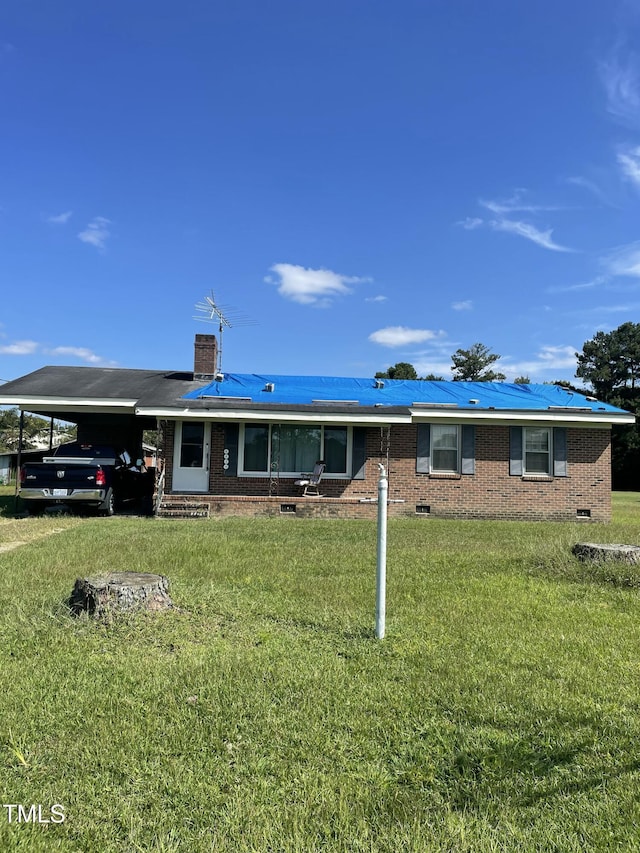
1, 0, 640, 386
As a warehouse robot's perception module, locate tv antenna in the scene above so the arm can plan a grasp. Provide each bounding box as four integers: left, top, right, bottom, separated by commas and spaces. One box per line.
194, 290, 255, 374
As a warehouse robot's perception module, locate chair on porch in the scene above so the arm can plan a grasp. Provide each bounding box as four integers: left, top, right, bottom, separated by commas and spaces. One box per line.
294, 461, 326, 497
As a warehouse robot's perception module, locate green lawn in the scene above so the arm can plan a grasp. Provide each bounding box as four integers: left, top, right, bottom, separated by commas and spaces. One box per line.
2, 493, 640, 851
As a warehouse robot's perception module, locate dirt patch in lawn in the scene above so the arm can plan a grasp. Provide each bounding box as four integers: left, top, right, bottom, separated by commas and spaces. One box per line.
0, 527, 68, 554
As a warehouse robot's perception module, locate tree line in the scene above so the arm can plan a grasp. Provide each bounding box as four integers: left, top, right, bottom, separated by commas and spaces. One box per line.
376, 342, 520, 382
0, 409, 76, 453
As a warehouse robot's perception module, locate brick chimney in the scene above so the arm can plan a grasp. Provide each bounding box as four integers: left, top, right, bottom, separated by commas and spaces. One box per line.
194, 334, 218, 381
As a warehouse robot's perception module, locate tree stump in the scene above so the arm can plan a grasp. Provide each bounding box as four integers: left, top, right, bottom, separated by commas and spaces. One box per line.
572, 543, 640, 564
69, 572, 173, 618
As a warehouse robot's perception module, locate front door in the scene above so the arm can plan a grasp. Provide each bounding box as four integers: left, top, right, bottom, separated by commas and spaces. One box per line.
172, 421, 211, 492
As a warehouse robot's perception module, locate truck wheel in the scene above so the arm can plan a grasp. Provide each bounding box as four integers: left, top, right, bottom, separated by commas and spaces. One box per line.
100, 489, 115, 517
25, 502, 45, 517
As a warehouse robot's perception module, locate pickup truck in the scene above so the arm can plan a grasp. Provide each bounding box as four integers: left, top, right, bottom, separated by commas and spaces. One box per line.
19, 443, 154, 516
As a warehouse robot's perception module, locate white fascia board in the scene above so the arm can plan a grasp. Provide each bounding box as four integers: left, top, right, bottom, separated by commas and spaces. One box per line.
410, 408, 635, 426
135, 406, 411, 426
0, 396, 138, 414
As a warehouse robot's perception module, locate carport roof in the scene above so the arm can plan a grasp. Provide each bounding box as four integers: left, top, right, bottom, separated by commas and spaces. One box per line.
0, 366, 204, 418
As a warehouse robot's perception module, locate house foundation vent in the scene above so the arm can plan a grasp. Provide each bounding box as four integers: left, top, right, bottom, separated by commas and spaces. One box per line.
576, 508, 591, 519
280, 503, 297, 514
416, 504, 430, 515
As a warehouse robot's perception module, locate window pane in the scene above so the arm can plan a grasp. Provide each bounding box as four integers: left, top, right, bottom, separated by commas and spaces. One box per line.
180, 422, 204, 468
272, 426, 321, 473
525, 429, 549, 453
244, 425, 269, 472
525, 452, 550, 474
324, 427, 348, 474
431, 425, 458, 472
525, 428, 550, 474
324, 427, 347, 474
433, 448, 458, 471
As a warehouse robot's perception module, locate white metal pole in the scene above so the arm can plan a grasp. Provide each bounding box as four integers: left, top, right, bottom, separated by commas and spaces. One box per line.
376, 463, 388, 639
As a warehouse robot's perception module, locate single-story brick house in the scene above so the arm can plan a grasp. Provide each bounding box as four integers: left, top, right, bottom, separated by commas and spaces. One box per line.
0, 334, 634, 521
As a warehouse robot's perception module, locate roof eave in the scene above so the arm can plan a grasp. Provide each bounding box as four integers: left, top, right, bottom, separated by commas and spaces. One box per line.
410, 407, 635, 425
135, 405, 411, 425
0, 395, 138, 415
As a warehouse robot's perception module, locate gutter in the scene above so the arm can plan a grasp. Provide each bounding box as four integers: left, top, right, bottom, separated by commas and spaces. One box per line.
409, 407, 636, 426
135, 406, 411, 425
0, 396, 138, 414
137, 403, 634, 427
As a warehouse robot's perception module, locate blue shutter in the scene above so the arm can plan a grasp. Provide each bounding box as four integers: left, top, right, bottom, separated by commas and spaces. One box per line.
352, 427, 366, 480
509, 426, 523, 476
553, 427, 567, 477
223, 423, 239, 477
461, 425, 476, 475
416, 424, 431, 473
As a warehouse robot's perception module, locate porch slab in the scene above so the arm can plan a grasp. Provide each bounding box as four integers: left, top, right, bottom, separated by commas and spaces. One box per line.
157, 493, 410, 519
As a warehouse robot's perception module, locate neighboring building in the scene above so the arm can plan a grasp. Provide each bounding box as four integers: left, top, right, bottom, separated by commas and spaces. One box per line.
0, 335, 634, 521
0, 447, 64, 485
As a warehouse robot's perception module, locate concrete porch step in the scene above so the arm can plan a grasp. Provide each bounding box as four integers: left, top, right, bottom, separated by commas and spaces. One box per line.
157, 501, 210, 519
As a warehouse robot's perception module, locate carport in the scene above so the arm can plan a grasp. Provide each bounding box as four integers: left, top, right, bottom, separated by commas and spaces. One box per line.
0, 365, 204, 503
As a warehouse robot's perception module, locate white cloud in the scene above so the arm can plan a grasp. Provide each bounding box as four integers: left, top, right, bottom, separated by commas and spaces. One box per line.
589, 302, 640, 314
537, 345, 577, 365
267, 263, 370, 306
458, 194, 575, 251
547, 275, 609, 294
457, 217, 483, 230
489, 218, 575, 252
479, 190, 562, 215
603, 241, 640, 277
566, 175, 615, 206
451, 300, 472, 311
600, 51, 640, 127
368, 326, 445, 348
502, 345, 578, 381
47, 210, 72, 225
365, 295, 388, 303
412, 358, 453, 378
0, 340, 39, 355
617, 145, 640, 189
78, 216, 111, 250
47, 346, 106, 364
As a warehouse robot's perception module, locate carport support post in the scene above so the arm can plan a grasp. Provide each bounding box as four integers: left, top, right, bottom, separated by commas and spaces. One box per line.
14, 410, 24, 512
376, 463, 388, 640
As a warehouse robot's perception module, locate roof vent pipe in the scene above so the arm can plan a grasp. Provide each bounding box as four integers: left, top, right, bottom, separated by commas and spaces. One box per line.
264, 382, 275, 392
375, 379, 385, 388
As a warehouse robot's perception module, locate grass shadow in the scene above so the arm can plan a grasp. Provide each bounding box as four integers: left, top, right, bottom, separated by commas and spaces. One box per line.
0, 492, 20, 518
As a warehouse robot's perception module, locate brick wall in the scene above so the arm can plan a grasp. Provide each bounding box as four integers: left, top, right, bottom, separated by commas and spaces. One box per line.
383, 423, 611, 522
162, 421, 612, 522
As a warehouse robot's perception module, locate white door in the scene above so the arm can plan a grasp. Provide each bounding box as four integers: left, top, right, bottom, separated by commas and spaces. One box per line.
173, 421, 211, 492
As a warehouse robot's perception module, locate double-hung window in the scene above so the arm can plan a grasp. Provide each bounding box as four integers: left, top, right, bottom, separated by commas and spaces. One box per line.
524, 427, 551, 475
416, 424, 475, 475
509, 426, 567, 477
240, 424, 350, 477
431, 424, 460, 473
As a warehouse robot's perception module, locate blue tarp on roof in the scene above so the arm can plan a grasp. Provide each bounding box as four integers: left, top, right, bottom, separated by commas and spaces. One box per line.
182, 374, 627, 413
